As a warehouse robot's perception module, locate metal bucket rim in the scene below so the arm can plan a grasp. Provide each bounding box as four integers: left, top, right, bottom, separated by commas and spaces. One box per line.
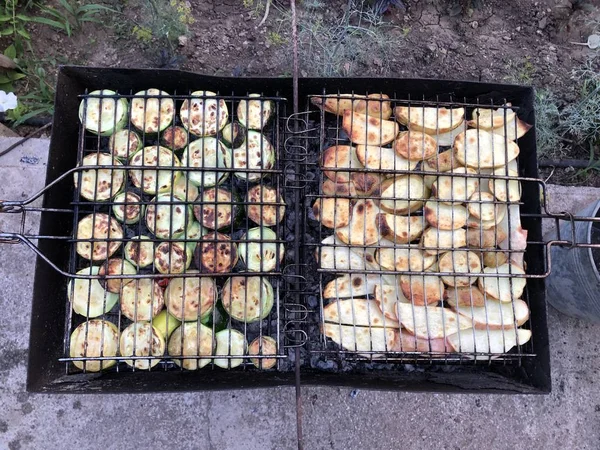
586, 200, 600, 282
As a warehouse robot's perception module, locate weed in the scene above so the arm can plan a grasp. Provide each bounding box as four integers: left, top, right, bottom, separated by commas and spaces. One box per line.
267, 31, 286, 46
534, 88, 564, 159
35, 0, 117, 37
128, 0, 193, 48
402, 25, 410, 36
561, 62, 600, 144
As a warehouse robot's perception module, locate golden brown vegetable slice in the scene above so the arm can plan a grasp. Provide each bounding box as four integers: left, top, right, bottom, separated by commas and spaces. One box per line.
491, 118, 532, 141
355, 144, 417, 172
466, 203, 507, 229
467, 191, 497, 221
395, 303, 472, 339
377, 213, 425, 244
394, 131, 438, 161
373, 284, 409, 322
249, 336, 278, 369
311, 94, 366, 115
323, 274, 395, 299
466, 227, 507, 249
482, 251, 509, 268
423, 200, 468, 230
353, 93, 393, 119
342, 110, 399, 146
423, 149, 462, 172
313, 197, 352, 229
321, 178, 358, 198
420, 227, 467, 255
438, 250, 482, 287
76, 213, 123, 261
399, 274, 445, 305
323, 299, 399, 328
321, 145, 361, 182
376, 245, 436, 272
391, 330, 449, 352
467, 106, 516, 130
432, 167, 479, 204
447, 297, 530, 329
444, 286, 486, 307
453, 129, 520, 169
395, 106, 465, 134
379, 175, 427, 214
336, 199, 380, 246
488, 168, 521, 202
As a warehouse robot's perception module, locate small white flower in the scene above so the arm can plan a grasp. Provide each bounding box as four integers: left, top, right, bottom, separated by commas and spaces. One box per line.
0, 91, 18, 112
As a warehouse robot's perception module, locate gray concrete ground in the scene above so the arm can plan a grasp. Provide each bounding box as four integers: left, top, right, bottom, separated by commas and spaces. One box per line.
1, 138, 600, 450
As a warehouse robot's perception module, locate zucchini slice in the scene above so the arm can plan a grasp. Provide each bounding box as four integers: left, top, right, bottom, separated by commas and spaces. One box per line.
237, 94, 274, 130
393, 131, 438, 161
238, 227, 284, 272
69, 319, 119, 372
184, 220, 206, 253
145, 193, 190, 239
195, 232, 239, 273
394, 106, 465, 134
120, 278, 165, 321
119, 322, 165, 370
76, 213, 123, 261
165, 272, 217, 321
168, 321, 214, 370
221, 276, 274, 322
193, 187, 237, 230
74, 153, 125, 202
379, 175, 426, 215
221, 122, 245, 148
78, 89, 128, 136
154, 241, 193, 275
172, 174, 200, 203
246, 185, 285, 226
438, 250, 482, 287
453, 129, 520, 169
108, 129, 142, 160
214, 329, 247, 369
68, 266, 119, 317
112, 191, 144, 224
130, 89, 175, 133
98, 258, 137, 293
182, 137, 230, 187
180, 90, 229, 137
152, 310, 182, 341
342, 110, 399, 146
160, 125, 189, 151
124, 235, 154, 268
232, 130, 275, 181
248, 336, 278, 369
129, 145, 181, 195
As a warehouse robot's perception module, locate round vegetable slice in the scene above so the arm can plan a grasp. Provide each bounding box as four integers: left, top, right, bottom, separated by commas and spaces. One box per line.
130, 89, 174, 133
432, 167, 479, 204
214, 329, 247, 369
181, 137, 230, 187
193, 187, 237, 230
194, 232, 239, 273
68, 266, 119, 317
423, 200, 468, 230
399, 274, 445, 305
313, 197, 351, 229
394, 130, 437, 161
129, 145, 181, 195
394, 106, 465, 134
221, 122, 245, 148
165, 272, 217, 322
321, 145, 361, 183
453, 129, 520, 169
120, 278, 165, 321
467, 191, 497, 222
161, 125, 188, 151
379, 175, 427, 214
237, 94, 273, 130
119, 322, 165, 370
180, 90, 228, 136
124, 235, 154, 268
171, 174, 200, 203
108, 129, 142, 160
489, 168, 521, 202
355, 144, 417, 172
439, 250, 481, 287
112, 191, 144, 224
221, 276, 274, 322
246, 185, 285, 226
478, 263, 526, 302
353, 93, 392, 119
168, 321, 214, 370
420, 227, 467, 255
78, 89, 128, 136
74, 153, 125, 201
145, 193, 190, 239
154, 241, 192, 275
248, 336, 277, 369
232, 130, 275, 181
152, 310, 182, 340
76, 213, 123, 261
98, 258, 137, 293
184, 220, 206, 252
238, 227, 284, 272
69, 319, 119, 372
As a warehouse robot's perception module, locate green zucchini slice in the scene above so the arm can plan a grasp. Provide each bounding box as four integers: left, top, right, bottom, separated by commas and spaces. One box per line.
193, 187, 237, 230
154, 241, 193, 275
221, 276, 274, 322
98, 258, 137, 293
74, 153, 125, 201
112, 191, 144, 224
246, 185, 285, 226
69, 320, 119, 372
152, 309, 181, 340
161, 125, 189, 151
165, 271, 217, 322
129, 145, 181, 195
130, 89, 175, 133
79, 89, 128, 136
168, 321, 214, 370
145, 193, 191, 239
248, 336, 278, 369
237, 94, 274, 130
119, 321, 165, 370
124, 235, 154, 268
76, 213, 123, 261
238, 227, 284, 272
181, 137, 230, 187
214, 329, 247, 369
180, 90, 228, 136
220, 122, 245, 148
194, 232, 239, 273
120, 278, 165, 321
68, 266, 119, 317
232, 130, 275, 181
108, 129, 142, 160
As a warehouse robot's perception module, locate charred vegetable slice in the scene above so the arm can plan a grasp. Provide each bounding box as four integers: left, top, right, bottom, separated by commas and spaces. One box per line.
145, 193, 190, 239
246, 185, 285, 226
182, 137, 230, 187
342, 110, 399, 146
313, 197, 352, 229
248, 336, 278, 369
165, 272, 217, 321
76, 213, 123, 261
124, 235, 154, 268
438, 250, 482, 287
232, 130, 275, 181
130, 89, 175, 133
154, 241, 193, 275
238, 227, 284, 272
172, 174, 200, 203
108, 129, 142, 160
98, 258, 137, 293
119, 322, 165, 369
193, 187, 237, 230
195, 232, 239, 273
69, 320, 119, 372
214, 329, 247, 369
221, 276, 274, 322
184, 220, 206, 252
168, 322, 214, 370
68, 266, 119, 317
112, 191, 144, 224
432, 167, 479, 204
129, 145, 181, 195
335, 199, 380, 246
221, 122, 245, 148
74, 153, 125, 201
79, 89, 128, 136
120, 278, 165, 321
152, 310, 182, 340
160, 125, 189, 151
237, 94, 274, 130
394, 130, 438, 161
355, 144, 417, 172
323, 299, 399, 328
353, 93, 393, 119
180, 90, 228, 136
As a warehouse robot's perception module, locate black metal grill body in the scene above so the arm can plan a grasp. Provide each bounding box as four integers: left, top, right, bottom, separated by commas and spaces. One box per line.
23, 67, 550, 393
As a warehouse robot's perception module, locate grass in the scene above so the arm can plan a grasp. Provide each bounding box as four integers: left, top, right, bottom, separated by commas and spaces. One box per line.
534, 89, 563, 159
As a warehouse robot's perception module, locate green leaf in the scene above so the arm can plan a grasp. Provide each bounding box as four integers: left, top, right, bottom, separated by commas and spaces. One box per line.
16, 28, 31, 39
59, 0, 76, 15
30, 16, 65, 29
4, 44, 16, 59
0, 82, 14, 92
78, 4, 116, 13
0, 74, 12, 83
65, 20, 71, 37
15, 14, 32, 21
8, 72, 26, 81
13, 106, 53, 126
0, 27, 13, 36
0, 15, 13, 22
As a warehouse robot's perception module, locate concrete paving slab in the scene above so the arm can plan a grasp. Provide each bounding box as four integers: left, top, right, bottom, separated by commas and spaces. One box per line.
1, 139, 600, 450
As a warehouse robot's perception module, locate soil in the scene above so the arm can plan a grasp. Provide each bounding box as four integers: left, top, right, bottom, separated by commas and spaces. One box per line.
3, 0, 600, 184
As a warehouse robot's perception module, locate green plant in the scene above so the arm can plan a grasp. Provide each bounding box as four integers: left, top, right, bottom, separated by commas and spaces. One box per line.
267, 31, 286, 46
561, 63, 600, 145
128, 0, 194, 48
35, 0, 117, 37
0, 45, 26, 92
534, 89, 563, 159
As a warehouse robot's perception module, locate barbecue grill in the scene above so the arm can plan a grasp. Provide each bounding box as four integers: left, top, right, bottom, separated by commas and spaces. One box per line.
1, 67, 598, 397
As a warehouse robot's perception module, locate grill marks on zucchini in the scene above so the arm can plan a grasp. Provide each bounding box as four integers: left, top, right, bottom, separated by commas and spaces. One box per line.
165, 273, 217, 322
76, 213, 123, 261
194, 187, 236, 230
195, 232, 239, 273
168, 322, 214, 370
239, 227, 284, 272
246, 185, 285, 226
119, 322, 165, 369
182, 137, 230, 187
120, 278, 164, 321
232, 130, 275, 181
70, 320, 120, 372
154, 241, 192, 274
112, 191, 143, 224
79, 89, 128, 136
108, 129, 142, 160
180, 90, 228, 136
221, 276, 274, 322
74, 153, 125, 201
237, 94, 273, 130
145, 194, 190, 239
129, 146, 181, 195
68, 266, 119, 317
131, 89, 175, 133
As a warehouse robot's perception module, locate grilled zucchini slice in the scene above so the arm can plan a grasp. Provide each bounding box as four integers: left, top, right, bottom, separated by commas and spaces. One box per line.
69, 320, 119, 372
171, 174, 200, 203
151, 309, 181, 340
220, 121, 245, 148
214, 329, 247, 369
68, 266, 119, 317
108, 129, 142, 160
130, 89, 175, 133
119, 322, 165, 370
232, 130, 275, 181
160, 125, 189, 151
112, 191, 144, 225
76, 213, 123, 261
129, 145, 181, 195
182, 137, 230, 187
120, 278, 164, 321
238, 227, 284, 272
124, 235, 154, 268
246, 185, 285, 226
79, 89, 128, 136
195, 232, 239, 273
180, 90, 228, 136
237, 93, 274, 130
184, 220, 206, 253
193, 187, 237, 230
168, 322, 214, 370
248, 336, 278, 369
98, 258, 137, 293
221, 276, 274, 322
74, 153, 125, 201
154, 241, 193, 275
165, 272, 217, 322
145, 193, 190, 239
